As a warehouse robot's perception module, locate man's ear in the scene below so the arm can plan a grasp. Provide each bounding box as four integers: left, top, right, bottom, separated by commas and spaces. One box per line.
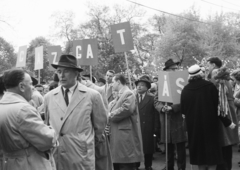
18, 82, 25, 92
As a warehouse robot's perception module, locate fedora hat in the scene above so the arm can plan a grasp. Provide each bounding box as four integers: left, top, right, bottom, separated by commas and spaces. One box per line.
51, 54, 83, 72
135, 75, 151, 89
163, 59, 180, 71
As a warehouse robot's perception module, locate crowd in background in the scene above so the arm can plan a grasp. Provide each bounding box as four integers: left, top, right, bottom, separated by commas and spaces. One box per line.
0, 55, 240, 170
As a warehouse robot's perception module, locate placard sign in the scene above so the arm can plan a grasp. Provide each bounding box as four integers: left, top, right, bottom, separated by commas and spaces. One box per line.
16, 45, 27, 67
72, 39, 98, 66
111, 21, 134, 53
47, 46, 62, 71
158, 71, 189, 104
34, 46, 43, 70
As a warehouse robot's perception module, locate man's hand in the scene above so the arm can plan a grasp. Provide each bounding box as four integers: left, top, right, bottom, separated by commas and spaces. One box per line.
162, 105, 172, 112
229, 122, 236, 129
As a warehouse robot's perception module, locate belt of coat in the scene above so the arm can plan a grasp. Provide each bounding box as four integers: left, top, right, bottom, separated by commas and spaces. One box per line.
3, 147, 38, 158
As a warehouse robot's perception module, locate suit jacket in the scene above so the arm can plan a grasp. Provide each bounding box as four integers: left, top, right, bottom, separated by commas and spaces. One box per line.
137, 92, 158, 154
44, 83, 108, 170
105, 84, 114, 103
109, 86, 143, 163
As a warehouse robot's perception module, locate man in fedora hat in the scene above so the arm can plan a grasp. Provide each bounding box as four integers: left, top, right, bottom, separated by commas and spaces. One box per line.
43, 54, 108, 170
154, 59, 187, 170
135, 75, 158, 170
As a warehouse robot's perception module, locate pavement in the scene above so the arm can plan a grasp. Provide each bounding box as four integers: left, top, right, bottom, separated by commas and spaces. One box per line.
138, 145, 240, 170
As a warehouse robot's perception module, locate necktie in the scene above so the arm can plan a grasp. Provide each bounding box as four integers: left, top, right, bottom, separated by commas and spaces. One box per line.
139, 94, 143, 103
64, 89, 69, 106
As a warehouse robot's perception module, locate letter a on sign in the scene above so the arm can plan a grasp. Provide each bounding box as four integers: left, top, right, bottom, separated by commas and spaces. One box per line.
16, 45, 27, 67
34, 46, 43, 70
111, 21, 134, 53
158, 71, 172, 103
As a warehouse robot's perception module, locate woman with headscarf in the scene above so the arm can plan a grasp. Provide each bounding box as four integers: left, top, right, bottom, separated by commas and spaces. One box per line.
181, 65, 235, 170
211, 67, 239, 170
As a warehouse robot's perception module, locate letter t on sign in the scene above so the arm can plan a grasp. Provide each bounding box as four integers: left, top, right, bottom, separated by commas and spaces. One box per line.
110, 21, 134, 53
117, 29, 125, 45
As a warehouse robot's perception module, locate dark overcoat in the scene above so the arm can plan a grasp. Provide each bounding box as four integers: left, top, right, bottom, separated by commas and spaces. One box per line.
154, 94, 187, 144
137, 93, 157, 154
181, 79, 226, 165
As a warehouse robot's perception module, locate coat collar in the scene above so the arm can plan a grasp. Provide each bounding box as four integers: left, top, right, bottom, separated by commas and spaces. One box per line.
137, 93, 151, 110
0, 92, 29, 104
52, 83, 87, 113
53, 83, 87, 133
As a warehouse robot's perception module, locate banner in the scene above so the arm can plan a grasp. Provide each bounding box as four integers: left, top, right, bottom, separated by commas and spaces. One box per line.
72, 39, 98, 66
34, 46, 43, 70
47, 46, 62, 71
16, 45, 27, 67
111, 21, 134, 53
158, 71, 188, 104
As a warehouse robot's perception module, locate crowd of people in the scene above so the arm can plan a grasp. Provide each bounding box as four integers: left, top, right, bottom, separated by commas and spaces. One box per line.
0, 55, 239, 170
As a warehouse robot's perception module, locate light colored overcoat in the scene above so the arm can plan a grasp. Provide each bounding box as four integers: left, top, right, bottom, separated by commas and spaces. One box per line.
0, 92, 57, 170
109, 86, 143, 163
44, 83, 108, 170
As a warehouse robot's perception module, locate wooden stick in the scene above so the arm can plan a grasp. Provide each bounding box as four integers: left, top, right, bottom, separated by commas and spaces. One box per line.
165, 102, 168, 170
90, 65, 93, 83
124, 52, 132, 89
38, 70, 40, 84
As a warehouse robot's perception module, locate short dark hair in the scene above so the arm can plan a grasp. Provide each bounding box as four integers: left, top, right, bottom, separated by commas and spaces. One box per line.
49, 81, 58, 91
207, 57, 222, 68
3, 69, 25, 89
35, 84, 44, 88
107, 70, 115, 74
114, 74, 127, 85
0, 75, 6, 95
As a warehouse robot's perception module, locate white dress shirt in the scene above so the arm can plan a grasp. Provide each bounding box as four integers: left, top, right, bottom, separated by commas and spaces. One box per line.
62, 83, 78, 103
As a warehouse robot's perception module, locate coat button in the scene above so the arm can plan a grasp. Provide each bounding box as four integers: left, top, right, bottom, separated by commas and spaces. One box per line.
60, 117, 63, 120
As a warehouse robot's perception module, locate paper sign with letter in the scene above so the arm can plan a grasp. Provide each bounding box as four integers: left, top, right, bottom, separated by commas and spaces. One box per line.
111, 21, 134, 53
34, 46, 43, 70
47, 46, 62, 71
158, 71, 188, 104
16, 45, 27, 67
72, 39, 98, 66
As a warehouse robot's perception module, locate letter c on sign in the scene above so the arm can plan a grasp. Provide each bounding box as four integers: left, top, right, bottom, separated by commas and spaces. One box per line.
176, 78, 184, 94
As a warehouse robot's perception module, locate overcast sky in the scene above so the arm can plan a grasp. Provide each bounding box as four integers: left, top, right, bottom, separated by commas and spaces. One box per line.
1, 0, 240, 51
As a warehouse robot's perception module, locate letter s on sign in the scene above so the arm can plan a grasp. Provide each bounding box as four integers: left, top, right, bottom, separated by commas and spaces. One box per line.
176, 78, 184, 94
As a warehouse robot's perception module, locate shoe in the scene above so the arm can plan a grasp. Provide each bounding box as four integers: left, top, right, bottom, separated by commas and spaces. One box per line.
145, 167, 153, 170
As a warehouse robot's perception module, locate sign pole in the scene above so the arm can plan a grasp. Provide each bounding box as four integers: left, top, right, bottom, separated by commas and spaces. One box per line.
165, 103, 168, 170
124, 52, 132, 90
90, 65, 93, 83
38, 70, 40, 84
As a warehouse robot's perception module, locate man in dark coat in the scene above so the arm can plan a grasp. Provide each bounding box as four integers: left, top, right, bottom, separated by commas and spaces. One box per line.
154, 59, 187, 170
135, 75, 159, 170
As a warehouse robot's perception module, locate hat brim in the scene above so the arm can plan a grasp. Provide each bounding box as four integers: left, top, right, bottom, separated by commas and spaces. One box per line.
163, 61, 180, 71
135, 80, 151, 89
51, 63, 83, 72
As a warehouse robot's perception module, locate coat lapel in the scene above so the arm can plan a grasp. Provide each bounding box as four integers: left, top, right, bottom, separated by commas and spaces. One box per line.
138, 94, 151, 110
53, 87, 67, 114
60, 83, 87, 131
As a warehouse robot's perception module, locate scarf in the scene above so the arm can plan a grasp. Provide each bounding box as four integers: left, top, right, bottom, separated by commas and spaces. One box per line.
218, 80, 230, 117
